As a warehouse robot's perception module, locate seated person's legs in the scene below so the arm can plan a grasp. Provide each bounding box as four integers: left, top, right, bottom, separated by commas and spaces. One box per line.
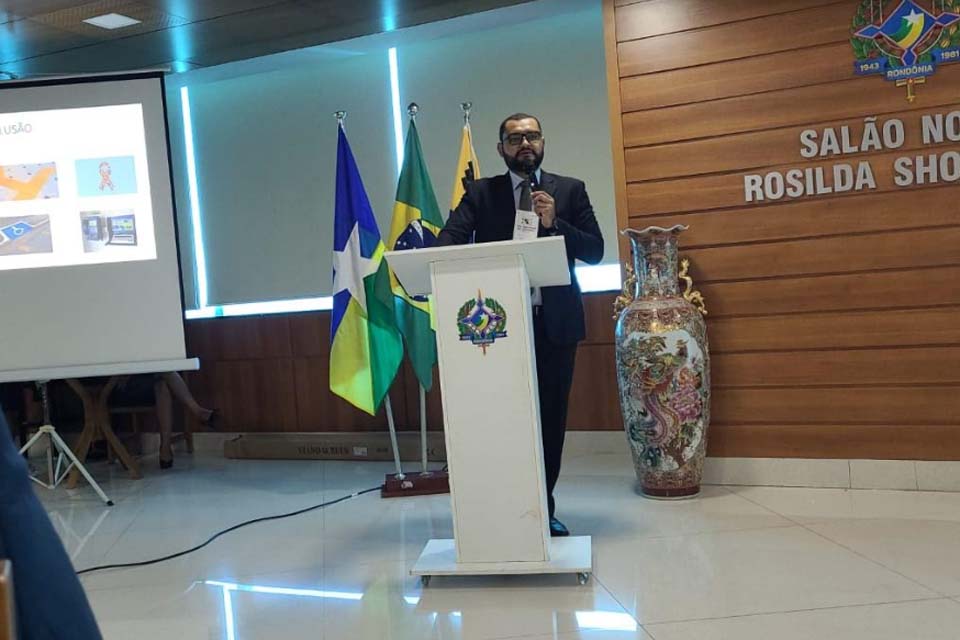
160, 372, 214, 425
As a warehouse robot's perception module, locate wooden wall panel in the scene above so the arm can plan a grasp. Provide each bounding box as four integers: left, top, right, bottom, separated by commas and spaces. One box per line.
627, 147, 960, 216
568, 343, 622, 429
624, 106, 957, 182
636, 189, 960, 247
712, 387, 960, 425
583, 292, 618, 345
622, 65, 960, 145
707, 308, 960, 352
603, 0, 634, 274
293, 357, 391, 431
183, 296, 626, 435
617, 3, 851, 76
712, 348, 960, 387
188, 359, 299, 432
684, 227, 960, 282
620, 42, 852, 111
615, 0, 840, 42
707, 424, 960, 460
288, 314, 330, 357
606, 0, 960, 459
186, 316, 292, 361
699, 267, 960, 317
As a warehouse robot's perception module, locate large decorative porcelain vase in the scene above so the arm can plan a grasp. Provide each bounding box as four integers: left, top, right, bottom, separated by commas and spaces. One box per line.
614, 225, 710, 499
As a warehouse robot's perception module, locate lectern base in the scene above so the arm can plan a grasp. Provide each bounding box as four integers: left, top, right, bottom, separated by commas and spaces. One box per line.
381, 470, 450, 498
411, 536, 592, 586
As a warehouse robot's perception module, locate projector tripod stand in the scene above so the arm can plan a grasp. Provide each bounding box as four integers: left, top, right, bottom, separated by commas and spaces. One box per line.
19, 381, 113, 506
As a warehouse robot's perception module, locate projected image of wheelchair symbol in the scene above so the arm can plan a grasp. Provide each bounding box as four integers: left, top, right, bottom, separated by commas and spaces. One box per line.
3, 222, 31, 238
0, 215, 53, 256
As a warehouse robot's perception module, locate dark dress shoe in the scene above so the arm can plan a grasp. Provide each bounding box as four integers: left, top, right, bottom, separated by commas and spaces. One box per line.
549, 517, 570, 537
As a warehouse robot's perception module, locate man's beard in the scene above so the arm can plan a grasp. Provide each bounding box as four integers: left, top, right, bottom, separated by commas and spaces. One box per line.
504, 148, 543, 176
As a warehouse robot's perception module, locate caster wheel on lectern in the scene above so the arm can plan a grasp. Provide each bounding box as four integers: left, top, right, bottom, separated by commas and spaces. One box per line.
421, 575, 431, 587
577, 572, 591, 585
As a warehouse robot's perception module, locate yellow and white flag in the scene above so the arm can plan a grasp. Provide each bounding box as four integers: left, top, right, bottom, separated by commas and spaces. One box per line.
450, 120, 480, 211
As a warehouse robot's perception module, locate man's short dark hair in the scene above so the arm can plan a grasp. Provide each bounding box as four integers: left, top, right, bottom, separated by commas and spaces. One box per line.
499, 113, 542, 142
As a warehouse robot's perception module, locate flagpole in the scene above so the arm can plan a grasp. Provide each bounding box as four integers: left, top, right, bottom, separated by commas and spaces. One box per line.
461, 101, 472, 125
383, 102, 406, 481
384, 395, 404, 480
403, 101, 431, 475
418, 384, 429, 472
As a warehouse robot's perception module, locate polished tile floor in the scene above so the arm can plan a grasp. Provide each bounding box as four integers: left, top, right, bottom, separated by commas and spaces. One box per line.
34, 448, 960, 639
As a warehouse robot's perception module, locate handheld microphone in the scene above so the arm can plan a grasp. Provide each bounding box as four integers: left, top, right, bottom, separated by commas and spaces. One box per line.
522, 158, 540, 191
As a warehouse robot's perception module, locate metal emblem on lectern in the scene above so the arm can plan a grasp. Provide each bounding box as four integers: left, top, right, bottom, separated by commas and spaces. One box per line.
456, 290, 508, 354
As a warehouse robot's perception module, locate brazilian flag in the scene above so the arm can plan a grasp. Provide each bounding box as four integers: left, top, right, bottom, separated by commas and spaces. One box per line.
387, 120, 442, 391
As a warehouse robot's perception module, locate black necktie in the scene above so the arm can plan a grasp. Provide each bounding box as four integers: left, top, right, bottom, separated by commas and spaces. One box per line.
518, 179, 532, 211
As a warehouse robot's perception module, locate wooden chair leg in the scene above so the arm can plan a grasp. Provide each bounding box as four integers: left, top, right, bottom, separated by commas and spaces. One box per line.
65, 423, 95, 489
66, 379, 100, 488
97, 406, 141, 480
132, 414, 141, 455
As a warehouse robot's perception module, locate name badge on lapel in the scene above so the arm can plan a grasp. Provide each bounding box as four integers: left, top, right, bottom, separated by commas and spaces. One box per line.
513, 209, 539, 241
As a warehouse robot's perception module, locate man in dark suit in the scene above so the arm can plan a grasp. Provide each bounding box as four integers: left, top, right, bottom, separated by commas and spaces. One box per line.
437, 113, 604, 537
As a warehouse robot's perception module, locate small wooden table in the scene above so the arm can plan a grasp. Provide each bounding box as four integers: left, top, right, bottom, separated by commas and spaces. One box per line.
65, 377, 142, 487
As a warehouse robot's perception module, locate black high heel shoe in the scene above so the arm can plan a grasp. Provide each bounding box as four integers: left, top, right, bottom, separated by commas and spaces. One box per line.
159, 454, 173, 470
202, 408, 220, 431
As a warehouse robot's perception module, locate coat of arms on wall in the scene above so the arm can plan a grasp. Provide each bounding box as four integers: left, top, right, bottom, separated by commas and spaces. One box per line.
852, 0, 960, 101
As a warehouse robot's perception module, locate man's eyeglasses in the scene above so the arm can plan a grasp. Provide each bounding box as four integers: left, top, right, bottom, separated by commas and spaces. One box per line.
502, 131, 543, 146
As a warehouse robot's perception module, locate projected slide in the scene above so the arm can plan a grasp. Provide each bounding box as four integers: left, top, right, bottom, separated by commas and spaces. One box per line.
0, 103, 157, 271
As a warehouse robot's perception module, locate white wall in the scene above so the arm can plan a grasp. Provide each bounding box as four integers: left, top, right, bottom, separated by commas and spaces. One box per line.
397, 5, 616, 249
167, 0, 615, 309
172, 54, 395, 306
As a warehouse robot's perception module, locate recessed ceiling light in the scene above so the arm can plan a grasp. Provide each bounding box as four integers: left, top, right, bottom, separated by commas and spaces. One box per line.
83, 13, 141, 30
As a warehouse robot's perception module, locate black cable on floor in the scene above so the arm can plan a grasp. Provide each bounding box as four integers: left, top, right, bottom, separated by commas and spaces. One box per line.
75, 486, 380, 576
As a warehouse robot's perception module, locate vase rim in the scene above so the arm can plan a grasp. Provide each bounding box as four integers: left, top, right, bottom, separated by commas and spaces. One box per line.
621, 225, 688, 237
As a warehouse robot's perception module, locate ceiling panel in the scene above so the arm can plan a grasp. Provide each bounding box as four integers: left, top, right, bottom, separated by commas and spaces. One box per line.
27, 0, 190, 39
0, 0, 533, 76
2, 1, 99, 18
0, 16, 99, 63
10, 39, 156, 76
137, 0, 295, 22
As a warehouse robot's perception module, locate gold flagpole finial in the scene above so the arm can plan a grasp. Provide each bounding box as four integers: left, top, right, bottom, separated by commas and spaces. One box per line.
460, 101, 472, 123
334, 110, 347, 124
407, 102, 419, 119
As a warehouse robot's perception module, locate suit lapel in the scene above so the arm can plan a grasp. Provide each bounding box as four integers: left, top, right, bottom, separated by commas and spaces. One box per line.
538, 170, 557, 199
490, 173, 516, 240
495, 172, 514, 207
494, 172, 515, 217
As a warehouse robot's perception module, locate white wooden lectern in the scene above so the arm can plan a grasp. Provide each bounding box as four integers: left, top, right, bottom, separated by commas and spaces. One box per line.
386, 237, 592, 585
